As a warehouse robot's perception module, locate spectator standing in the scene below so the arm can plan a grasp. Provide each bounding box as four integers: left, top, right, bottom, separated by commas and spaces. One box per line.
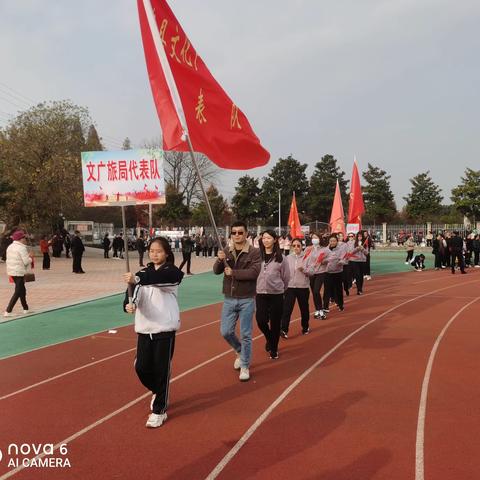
179, 233, 194, 275
136, 232, 147, 267
71, 230, 85, 274
103, 233, 111, 259
40, 235, 51, 270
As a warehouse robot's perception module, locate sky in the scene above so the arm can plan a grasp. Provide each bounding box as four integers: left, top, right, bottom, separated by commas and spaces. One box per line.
1, 0, 479, 208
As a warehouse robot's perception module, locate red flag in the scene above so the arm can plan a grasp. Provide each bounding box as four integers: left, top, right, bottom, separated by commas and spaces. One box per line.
287, 192, 304, 238
137, 0, 270, 170
329, 180, 346, 235
347, 159, 365, 227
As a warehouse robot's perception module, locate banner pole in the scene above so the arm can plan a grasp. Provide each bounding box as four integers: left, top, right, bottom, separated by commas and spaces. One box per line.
122, 205, 133, 304
184, 134, 224, 254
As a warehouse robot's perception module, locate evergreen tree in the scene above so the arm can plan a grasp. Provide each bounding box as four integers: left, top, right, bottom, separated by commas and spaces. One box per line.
191, 185, 229, 226
122, 137, 132, 150
84, 125, 103, 151
451, 168, 480, 223
307, 154, 348, 223
403, 171, 443, 221
260, 155, 309, 225
156, 183, 190, 226
362, 163, 397, 223
231, 175, 261, 225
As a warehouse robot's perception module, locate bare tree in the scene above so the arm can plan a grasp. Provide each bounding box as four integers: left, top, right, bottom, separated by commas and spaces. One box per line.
143, 138, 219, 208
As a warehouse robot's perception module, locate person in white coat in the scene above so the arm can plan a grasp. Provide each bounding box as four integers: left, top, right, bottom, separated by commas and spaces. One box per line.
4, 230, 34, 317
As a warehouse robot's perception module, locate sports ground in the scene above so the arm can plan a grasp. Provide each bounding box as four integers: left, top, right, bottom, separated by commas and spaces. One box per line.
1, 250, 479, 479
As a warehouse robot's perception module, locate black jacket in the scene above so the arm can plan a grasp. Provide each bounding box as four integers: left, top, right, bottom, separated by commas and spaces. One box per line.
71, 236, 85, 255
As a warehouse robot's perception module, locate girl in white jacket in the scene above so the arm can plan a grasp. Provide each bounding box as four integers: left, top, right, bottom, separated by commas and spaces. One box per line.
4, 230, 33, 317
123, 237, 184, 429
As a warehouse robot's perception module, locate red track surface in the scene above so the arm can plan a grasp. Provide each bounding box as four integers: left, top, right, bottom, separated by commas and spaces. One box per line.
0, 270, 479, 480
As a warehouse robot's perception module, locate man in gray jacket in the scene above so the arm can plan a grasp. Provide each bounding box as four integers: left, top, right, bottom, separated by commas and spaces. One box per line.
213, 221, 261, 382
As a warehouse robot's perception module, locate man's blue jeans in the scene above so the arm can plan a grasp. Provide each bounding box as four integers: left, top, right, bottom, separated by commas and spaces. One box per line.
220, 296, 255, 368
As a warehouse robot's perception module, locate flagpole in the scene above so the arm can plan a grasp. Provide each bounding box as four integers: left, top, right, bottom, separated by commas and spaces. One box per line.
184, 133, 224, 252
121, 205, 133, 305
278, 190, 281, 235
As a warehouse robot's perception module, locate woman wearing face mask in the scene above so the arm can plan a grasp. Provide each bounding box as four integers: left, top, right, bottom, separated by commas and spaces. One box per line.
303, 232, 329, 320
256, 230, 290, 359
349, 231, 367, 295
323, 234, 347, 312
280, 238, 311, 338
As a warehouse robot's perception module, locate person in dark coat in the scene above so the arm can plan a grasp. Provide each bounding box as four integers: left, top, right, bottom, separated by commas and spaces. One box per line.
118, 233, 125, 259
103, 233, 111, 259
449, 230, 466, 274
63, 232, 71, 258
411, 254, 426, 271
71, 230, 85, 273
179, 233, 194, 275
432, 234, 443, 270
136, 232, 146, 267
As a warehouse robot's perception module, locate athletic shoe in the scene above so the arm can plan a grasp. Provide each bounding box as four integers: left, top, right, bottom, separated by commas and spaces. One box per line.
22, 310, 32, 314
280, 330, 288, 339
320, 311, 327, 320
146, 412, 167, 428
475, 265, 480, 268
3, 311, 13, 318
323, 308, 330, 314
265, 341, 271, 352
338, 306, 344, 311
441, 266, 446, 269
233, 354, 241, 370
313, 310, 320, 319
365, 275, 372, 280
405, 262, 409, 265
435, 268, 439, 270
357, 291, 363, 295
270, 352, 279, 360
302, 328, 310, 335
150, 394, 156, 411
239, 367, 250, 381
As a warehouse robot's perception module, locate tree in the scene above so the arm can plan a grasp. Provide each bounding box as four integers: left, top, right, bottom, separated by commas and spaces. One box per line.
156, 183, 190, 226
190, 185, 229, 226
403, 171, 443, 221
144, 138, 219, 208
451, 168, 480, 224
0, 100, 92, 229
231, 175, 261, 225
362, 163, 397, 223
260, 155, 309, 225
307, 155, 348, 223
122, 137, 132, 150
84, 124, 103, 151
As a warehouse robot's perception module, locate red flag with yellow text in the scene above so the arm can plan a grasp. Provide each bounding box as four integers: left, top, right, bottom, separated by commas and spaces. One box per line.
288, 192, 304, 238
329, 180, 346, 235
137, 0, 270, 170
347, 159, 365, 227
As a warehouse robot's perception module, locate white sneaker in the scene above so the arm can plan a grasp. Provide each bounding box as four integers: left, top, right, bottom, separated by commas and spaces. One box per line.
150, 394, 156, 411
474, 265, 480, 268
3, 312, 13, 318
145, 412, 167, 428
233, 354, 241, 370
239, 367, 250, 382
23, 310, 32, 314
405, 262, 409, 265
365, 275, 371, 280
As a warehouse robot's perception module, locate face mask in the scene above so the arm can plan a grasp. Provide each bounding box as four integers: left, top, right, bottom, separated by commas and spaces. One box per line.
312, 238, 320, 246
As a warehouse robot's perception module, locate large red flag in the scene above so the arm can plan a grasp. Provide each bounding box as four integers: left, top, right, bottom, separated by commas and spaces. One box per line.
347, 159, 365, 227
330, 180, 346, 235
288, 192, 304, 238
137, 0, 270, 170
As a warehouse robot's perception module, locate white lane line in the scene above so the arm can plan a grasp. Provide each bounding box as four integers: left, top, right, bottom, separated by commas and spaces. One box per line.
0, 296, 223, 361
204, 280, 480, 480
415, 297, 480, 480
0, 284, 384, 401
0, 318, 221, 401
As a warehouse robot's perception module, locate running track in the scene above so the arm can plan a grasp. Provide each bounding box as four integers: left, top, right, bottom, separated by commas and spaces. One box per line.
0, 270, 479, 479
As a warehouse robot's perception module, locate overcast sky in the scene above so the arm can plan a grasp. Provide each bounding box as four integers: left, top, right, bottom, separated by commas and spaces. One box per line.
1, 0, 479, 207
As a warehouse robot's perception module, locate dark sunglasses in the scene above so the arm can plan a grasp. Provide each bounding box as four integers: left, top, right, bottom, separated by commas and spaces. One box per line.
231, 230, 245, 235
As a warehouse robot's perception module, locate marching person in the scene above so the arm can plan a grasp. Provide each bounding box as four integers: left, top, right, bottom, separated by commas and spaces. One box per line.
323, 234, 348, 312
363, 231, 374, 280
179, 232, 194, 275
304, 232, 329, 319
256, 230, 290, 359
123, 237, 184, 428
281, 238, 310, 338
4, 230, 34, 317
349, 231, 367, 295
213, 221, 261, 382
